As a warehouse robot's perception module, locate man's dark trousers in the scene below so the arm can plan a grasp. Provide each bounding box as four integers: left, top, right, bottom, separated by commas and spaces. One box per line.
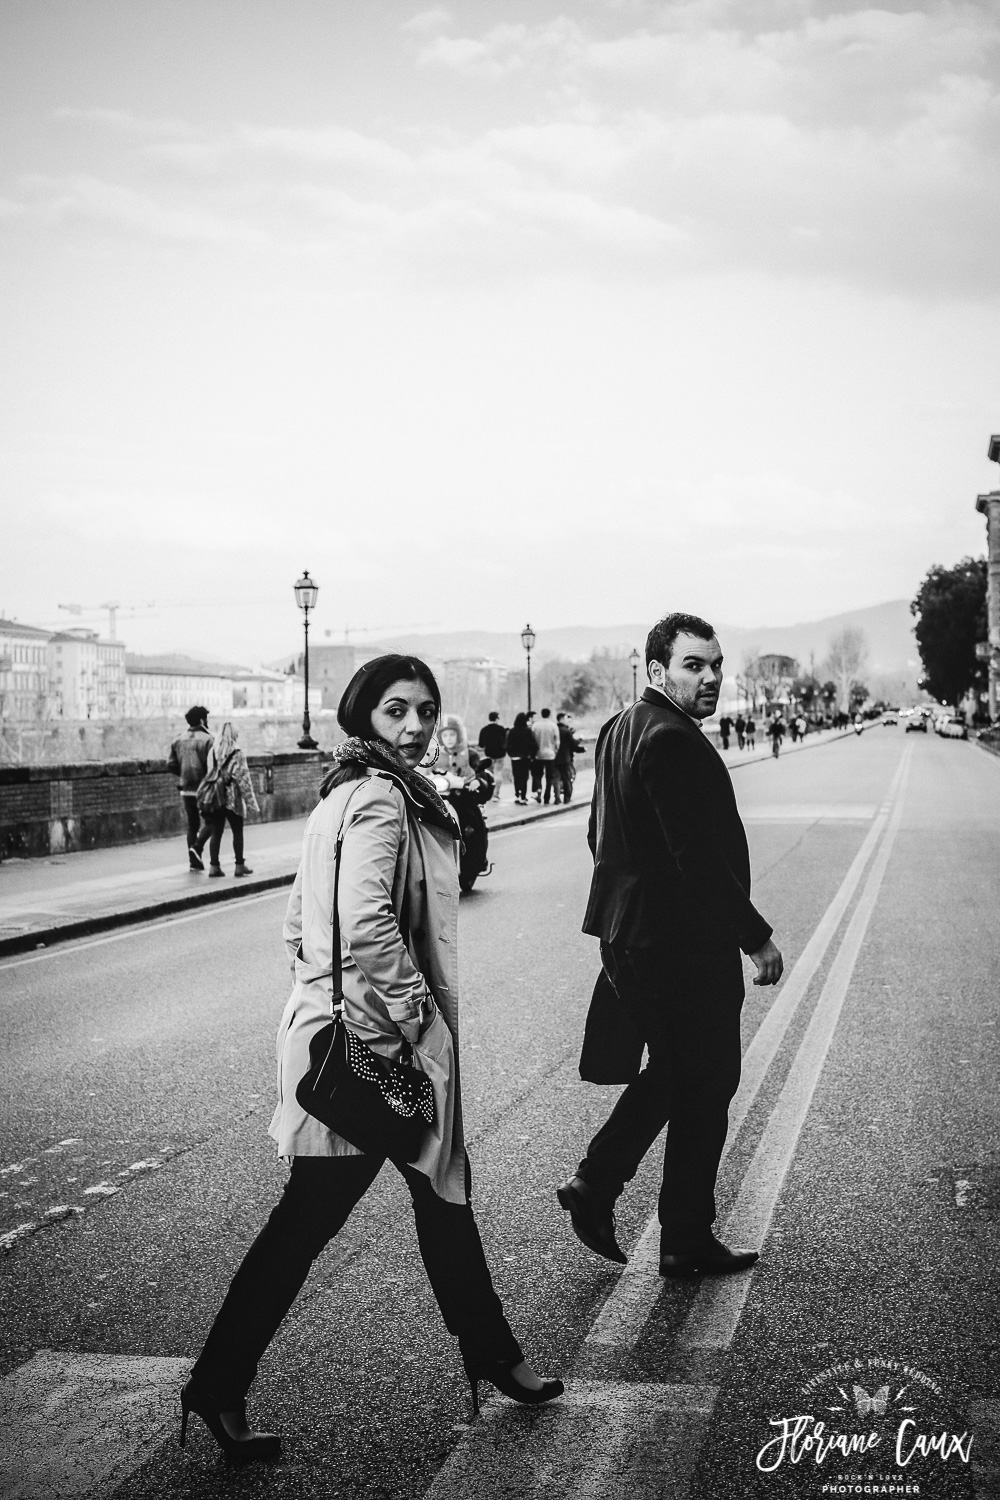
578, 942, 744, 1252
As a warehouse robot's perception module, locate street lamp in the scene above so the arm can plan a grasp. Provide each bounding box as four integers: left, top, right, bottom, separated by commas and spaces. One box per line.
629, 647, 641, 703
521, 623, 536, 713
293, 570, 319, 749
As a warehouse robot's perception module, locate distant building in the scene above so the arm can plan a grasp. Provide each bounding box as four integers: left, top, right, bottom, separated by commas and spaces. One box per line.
232, 667, 305, 716
47, 628, 127, 719
0, 618, 52, 722
300, 643, 366, 711
442, 657, 509, 715
125, 655, 236, 719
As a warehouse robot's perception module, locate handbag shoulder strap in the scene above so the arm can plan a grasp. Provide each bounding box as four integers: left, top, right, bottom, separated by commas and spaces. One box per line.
330, 779, 369, 1015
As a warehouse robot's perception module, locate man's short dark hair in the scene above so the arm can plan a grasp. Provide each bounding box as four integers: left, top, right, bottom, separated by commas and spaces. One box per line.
185, 705, 208, 727
540, 707, 551, 718
488, 711, 499, 721
645, 613, 716, 672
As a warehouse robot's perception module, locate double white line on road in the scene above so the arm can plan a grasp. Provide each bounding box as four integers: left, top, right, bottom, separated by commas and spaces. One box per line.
427, 743, 913, 1500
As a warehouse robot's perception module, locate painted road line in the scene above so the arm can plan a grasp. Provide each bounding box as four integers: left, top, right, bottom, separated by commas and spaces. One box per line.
582, 749, 909, 1358
678, 744, 912, 1356
0, 886, 290, 973
424, 1382, 718, 1500
0, 1350, 190, 1499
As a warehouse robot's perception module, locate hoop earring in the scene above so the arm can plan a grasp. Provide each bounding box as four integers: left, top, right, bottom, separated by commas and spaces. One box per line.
420, 736, 441, 769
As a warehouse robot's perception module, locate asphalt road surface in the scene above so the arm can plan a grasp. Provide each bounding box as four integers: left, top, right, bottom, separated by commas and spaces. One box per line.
1, 728, 998, 1500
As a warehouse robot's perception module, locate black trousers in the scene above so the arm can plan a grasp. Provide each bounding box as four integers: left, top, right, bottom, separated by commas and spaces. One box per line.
199, 809, 244, 864
578, 942, 744, 1252
181, 795, 202, 849
530, 760, 544, 795
510, 758, 530, 799
190, 1154, 522, 1406
541, 762, 560, 803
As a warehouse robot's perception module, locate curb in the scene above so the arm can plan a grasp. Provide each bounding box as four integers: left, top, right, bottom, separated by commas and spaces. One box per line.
0, 872, 296, 958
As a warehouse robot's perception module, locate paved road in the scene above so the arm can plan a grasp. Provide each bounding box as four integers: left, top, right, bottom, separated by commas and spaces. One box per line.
1, 729, 998, 1498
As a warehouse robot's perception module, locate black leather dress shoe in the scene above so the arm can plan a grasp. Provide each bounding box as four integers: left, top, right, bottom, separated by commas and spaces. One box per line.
659, 1235, 759, 1278
556, 1175, 627, 1264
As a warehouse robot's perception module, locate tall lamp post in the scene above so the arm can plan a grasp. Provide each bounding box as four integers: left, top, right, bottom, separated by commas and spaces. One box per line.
293, 570, 319, 749
629, 646, 641, 704
521, 623, 536, 713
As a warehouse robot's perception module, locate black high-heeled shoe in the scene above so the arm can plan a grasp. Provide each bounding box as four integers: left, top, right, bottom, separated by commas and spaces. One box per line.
462, 1355, 564, 1418
179, 1379, 281, 1465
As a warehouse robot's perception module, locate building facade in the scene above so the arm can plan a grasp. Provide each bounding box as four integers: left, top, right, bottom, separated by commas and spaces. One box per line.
0, 619, 52, 722
975, 433, 1000, 720
125, 656, 236, 719
47, 629, 127, 719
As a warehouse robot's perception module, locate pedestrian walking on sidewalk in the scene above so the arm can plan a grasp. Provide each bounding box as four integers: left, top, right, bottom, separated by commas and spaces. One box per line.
557, 613, 783, 1277
182, 655, 563, 1465
768, 713, 785, 759
195, 722, 260, 877
555, 711, 585, 803
718, 714, 733, 751
533, 707, 561, 803
167, 706, 214, 871
526, 711, 545, 801
507, 711, 536, 804
477, 712, 508, 799
744, 714, 756, 749
734, 713, 746, 751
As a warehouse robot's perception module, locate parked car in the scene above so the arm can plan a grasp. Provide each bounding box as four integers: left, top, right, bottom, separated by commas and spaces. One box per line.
882, 711, 899, 726
904, 713, 927, 733
937, 715, 969, 740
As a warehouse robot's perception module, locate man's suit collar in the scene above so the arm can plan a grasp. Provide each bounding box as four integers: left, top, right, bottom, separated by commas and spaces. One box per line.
640, 685, 703, 728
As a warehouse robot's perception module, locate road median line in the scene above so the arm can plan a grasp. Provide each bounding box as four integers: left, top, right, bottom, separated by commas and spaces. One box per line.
678, 742, 911, 1359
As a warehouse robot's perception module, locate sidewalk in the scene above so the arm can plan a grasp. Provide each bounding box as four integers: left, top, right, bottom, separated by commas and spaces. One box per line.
0, 726, 857, 959
0, 770, 596, 957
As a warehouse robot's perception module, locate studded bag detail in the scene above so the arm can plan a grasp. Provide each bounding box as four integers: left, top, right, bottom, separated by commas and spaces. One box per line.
295, 786, 436, 1163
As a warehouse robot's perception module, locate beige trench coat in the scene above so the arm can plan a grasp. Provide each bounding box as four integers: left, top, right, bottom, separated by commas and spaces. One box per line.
268, 768, 467, 1204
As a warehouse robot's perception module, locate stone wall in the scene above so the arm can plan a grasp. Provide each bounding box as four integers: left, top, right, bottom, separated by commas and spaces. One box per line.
0, 752, 333, 859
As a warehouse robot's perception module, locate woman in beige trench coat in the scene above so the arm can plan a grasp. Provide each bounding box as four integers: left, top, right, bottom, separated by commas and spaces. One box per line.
181, 655, 563, 1464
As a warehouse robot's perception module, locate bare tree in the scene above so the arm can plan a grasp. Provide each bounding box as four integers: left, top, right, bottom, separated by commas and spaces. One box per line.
737, 646, 763, 712
824, 627, 869, 713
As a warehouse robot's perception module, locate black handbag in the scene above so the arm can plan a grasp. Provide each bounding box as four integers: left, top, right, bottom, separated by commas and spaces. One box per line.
295, 797, 436, 1163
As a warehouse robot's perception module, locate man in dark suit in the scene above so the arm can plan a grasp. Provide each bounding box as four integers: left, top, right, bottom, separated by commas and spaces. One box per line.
557, 613, 783, 1276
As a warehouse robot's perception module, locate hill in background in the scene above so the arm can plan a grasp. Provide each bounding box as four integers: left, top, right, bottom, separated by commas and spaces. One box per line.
360, 599, 918, 678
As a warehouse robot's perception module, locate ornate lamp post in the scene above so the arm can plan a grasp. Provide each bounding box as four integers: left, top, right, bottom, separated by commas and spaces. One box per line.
293, 570, 319, 749
629, 647, 641, 703
521, 623, 536, 713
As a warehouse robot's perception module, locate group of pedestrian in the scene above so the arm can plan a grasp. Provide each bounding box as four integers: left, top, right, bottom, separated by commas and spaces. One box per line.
478, 708, 585, 806
718, 713, 757, 750
717, 710, 808, 756
177, 614, 783, 1468
167, 707, 259, 877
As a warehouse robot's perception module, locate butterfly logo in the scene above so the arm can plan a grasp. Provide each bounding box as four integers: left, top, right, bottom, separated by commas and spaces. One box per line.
853, 1385, 890, 1417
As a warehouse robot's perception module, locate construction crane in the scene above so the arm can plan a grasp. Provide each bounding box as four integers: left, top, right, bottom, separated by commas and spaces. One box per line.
55, 602, 157, 640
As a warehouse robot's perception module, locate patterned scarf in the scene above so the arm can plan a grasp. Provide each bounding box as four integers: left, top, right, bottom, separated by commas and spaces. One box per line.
320, 737, 458, 838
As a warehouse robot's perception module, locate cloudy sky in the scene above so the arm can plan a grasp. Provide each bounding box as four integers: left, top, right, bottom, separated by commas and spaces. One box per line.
2, 0, 998, 662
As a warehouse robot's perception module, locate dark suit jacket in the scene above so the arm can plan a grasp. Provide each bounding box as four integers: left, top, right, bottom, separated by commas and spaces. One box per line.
583, 688, 771, 955
579, 689, 771, 1082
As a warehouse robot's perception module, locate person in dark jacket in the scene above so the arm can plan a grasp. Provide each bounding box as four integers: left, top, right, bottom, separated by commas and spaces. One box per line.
477, 712, 508, 800
554, 712, 585, 803
167, 706, 214, 871
506, 712, 537, 806
557, 613, 783, 1277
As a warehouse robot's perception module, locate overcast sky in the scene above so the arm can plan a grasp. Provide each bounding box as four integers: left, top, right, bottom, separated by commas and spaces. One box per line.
2, 0, 998, 663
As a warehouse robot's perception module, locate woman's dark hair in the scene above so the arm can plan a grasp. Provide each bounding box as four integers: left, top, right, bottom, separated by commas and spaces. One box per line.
512, 711, 528, 730
337, 654, 441, 739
